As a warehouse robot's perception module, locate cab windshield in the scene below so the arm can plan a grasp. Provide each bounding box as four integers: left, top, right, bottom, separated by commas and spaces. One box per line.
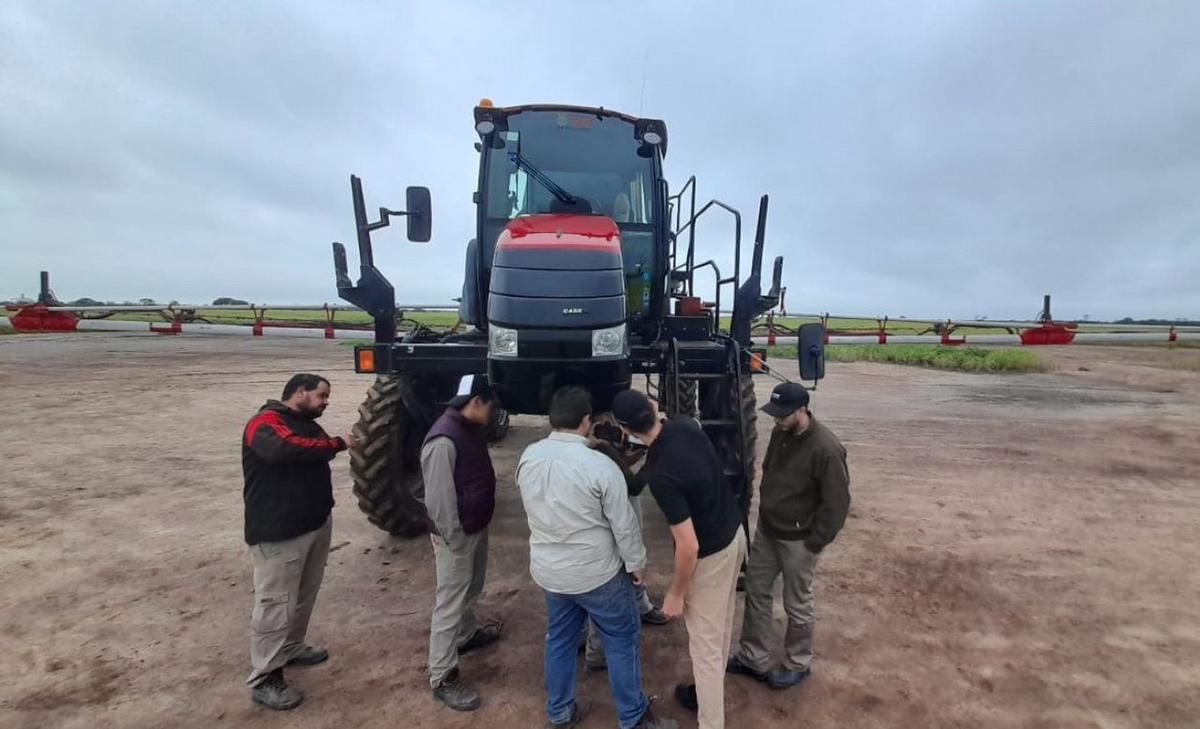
482, 111, 655, 224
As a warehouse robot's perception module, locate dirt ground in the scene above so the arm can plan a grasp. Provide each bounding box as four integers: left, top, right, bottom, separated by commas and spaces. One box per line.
1, 335, 1197, 729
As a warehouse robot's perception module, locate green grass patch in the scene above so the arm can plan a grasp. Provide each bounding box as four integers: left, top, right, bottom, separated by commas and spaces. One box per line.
99, 308, 459, 329
768, 344, 1047, 373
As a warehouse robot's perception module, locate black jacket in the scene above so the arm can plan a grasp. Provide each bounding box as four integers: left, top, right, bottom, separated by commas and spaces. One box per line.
242, 400, 346, 545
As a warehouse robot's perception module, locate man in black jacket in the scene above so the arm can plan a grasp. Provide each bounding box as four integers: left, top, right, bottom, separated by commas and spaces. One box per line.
242, 373, 355, 710
728, 382, 850, 690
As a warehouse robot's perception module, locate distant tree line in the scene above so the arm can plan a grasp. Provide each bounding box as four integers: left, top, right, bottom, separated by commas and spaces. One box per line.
1115, 317, 1200, 327
1, 296, 251, 307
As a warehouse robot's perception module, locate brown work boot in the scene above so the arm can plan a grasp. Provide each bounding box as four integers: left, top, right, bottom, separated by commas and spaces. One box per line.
250, 668, 303, 711
432, 668, 481, 712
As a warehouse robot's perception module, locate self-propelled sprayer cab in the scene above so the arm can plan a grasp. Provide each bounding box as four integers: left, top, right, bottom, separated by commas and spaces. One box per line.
332, 100, 808, 537
460, 103, 670, 411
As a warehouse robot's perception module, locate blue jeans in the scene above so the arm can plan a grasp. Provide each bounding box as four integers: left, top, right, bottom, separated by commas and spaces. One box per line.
582, 579, 655, 662
545, 572, 647, 728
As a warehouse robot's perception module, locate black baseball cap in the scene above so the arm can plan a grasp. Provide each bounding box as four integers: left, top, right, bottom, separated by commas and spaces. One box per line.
611, 389, 657, 433
761, 382, 810, 419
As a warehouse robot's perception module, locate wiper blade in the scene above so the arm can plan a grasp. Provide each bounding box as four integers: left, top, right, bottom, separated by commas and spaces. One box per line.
508, 152, 576, 205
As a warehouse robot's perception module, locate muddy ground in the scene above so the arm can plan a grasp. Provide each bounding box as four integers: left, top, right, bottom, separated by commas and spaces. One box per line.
0, 335, 1197, 729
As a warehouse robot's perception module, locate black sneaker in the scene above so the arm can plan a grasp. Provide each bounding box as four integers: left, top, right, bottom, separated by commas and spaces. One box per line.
633, 696, 679, 729
673, 683, 697, 712
726, 655, 769, 682
546, 700, 592, 728
286, 645, 329, 667
640, 606, 669, 626
251, 668, 303, 711
767, 666, 811, 690
432, 668, 481, 712
457, 621, 502, 655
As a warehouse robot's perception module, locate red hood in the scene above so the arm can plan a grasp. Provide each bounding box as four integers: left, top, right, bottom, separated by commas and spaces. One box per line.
497, 214, 621, 252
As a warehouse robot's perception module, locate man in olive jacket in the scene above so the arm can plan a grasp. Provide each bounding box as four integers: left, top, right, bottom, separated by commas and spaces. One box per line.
728, 382, 850, 690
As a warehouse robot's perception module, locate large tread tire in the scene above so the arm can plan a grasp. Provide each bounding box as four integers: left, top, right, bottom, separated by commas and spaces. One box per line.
656, 375, 698, 418
487, 408, 510, 443
697, 370, 758, 523
739, 373, 758, 497
349, 375, 429, 538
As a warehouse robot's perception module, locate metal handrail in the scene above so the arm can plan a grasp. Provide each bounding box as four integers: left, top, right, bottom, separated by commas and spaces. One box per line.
675, 199, 742, 289
689, 259, 737, 335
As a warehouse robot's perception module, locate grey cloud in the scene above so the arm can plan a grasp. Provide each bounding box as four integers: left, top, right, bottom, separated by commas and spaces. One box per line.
2, 1, 1197, 320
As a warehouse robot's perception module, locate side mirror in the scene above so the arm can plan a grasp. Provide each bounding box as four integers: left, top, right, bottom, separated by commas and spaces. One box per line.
798, 322, 825, 382
406, 186, 432, 242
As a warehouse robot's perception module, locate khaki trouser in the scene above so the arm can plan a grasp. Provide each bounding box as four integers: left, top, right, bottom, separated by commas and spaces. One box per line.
685, 528, 748, 729
246, 517, 332, 686
736, 529, 820, 673
428, 529, 489, 686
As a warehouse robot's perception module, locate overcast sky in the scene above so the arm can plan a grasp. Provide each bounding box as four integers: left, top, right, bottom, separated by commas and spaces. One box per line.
2, 1, 1197, 320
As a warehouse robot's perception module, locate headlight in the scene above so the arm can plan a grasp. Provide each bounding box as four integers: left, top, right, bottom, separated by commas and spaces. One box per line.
592, 324, 626, 357
489, 325, 518, 357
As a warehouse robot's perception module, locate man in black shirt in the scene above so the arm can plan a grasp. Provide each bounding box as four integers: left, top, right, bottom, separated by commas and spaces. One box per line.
612, 390, 747, 729
242, 373, 355, 710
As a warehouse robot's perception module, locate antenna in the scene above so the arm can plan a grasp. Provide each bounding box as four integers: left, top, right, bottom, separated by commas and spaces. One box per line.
638, 49, 649, 116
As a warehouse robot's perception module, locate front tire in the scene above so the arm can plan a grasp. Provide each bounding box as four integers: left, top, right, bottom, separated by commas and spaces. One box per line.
348, 375, 431, 537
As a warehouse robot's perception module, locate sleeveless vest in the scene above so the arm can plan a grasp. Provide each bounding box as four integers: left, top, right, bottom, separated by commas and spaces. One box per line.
424, 407, 497, 534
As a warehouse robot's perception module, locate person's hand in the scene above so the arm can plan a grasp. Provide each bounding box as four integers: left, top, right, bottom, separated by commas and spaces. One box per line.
662, 589, 685, 619
342, 433, 361, 449
630, 570, 645, 586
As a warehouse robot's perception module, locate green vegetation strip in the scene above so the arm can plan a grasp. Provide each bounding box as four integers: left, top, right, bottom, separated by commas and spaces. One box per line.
769, 344, 1047, 373
96, 309, 460, 328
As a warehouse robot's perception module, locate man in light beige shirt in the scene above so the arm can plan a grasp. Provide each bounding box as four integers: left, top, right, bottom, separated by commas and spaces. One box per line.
517, 386, 676, 729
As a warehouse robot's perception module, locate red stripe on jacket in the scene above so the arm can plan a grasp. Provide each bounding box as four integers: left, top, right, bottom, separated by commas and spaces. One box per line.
245, 410, 343, 450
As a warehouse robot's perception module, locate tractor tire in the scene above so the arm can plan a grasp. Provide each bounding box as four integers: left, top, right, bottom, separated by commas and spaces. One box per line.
739, 373, 758, 494
679, 378, 699, 419
488, 408, 510, 443
696, 370, 758, 519
348, 375, 430, 538
656, 375, 699, 418
735, 373, 758, 594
